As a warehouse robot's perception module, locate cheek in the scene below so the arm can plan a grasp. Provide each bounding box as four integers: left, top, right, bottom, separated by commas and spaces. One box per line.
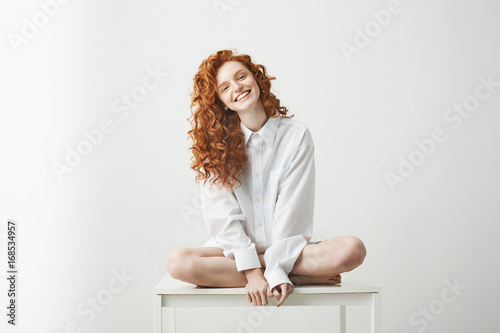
254, 86, 261, 99
250, 80, 260, 93
217, 93, 228, 104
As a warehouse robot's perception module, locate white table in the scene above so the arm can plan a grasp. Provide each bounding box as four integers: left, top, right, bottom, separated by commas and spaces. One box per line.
154, 273, 381, 333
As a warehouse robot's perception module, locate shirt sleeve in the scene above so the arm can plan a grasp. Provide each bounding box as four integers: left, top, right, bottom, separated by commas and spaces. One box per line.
200, 180, 262, 272
263, 129, 315, 291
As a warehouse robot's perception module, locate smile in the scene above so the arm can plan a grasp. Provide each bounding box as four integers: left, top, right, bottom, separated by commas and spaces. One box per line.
235, 90, 250, 102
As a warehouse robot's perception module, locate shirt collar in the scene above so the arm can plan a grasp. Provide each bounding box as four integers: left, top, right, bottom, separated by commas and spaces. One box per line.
240, 115, 280, 147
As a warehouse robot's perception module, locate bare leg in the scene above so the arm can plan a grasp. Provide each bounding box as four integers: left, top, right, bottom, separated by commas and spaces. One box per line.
166, 236, 366, 287
166, 247, 251, 287
289, 236, 366, 285
254, 253, 342, 285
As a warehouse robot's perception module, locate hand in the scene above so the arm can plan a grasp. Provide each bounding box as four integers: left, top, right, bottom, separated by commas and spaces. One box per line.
244, 269, 274, 306
271, 283, 294, 307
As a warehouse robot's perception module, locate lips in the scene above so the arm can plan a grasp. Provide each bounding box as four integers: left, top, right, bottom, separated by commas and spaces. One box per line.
235, 90, 251, 102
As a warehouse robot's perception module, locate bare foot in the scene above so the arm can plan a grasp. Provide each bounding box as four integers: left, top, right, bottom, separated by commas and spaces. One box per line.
289, 274, 342, 286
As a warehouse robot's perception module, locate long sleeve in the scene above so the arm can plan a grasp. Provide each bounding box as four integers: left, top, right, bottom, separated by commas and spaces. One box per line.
200, 181, 262, 272
263, 130, 315, 291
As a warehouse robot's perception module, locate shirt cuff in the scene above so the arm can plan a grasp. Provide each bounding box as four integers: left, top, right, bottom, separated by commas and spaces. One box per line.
233, 245, 262, 271
264, 267, 293, 291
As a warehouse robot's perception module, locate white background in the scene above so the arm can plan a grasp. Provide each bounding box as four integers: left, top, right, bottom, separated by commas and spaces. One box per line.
1, 0, 499, 332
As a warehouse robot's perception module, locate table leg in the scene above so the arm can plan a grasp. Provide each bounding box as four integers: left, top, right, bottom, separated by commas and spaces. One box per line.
154, 295, 162, 333
340, 305, 346, 333
168, 307, 176, 333
371, 293, 381, 333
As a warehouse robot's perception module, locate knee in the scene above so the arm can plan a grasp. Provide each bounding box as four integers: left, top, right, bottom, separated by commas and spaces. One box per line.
339, 236, 366, 271
166, 248, 196, 281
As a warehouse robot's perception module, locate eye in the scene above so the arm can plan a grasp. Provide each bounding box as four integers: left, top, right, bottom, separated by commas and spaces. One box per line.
222, 86, 228, 92
238, 75, 245, 80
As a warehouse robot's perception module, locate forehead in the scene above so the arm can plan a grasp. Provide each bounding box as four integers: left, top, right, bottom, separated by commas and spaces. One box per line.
216, 61, 249, 84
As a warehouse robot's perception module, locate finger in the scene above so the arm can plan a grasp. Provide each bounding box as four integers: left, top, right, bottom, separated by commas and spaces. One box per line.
276, 291, 285, 307
273, 288, 281, 302
253, 292, 261, 306
260, 290, 267, 306
267, 286, 274, 298
278, 284, 292, 306
247, 292, 252, 303
283, 284, 293, 299
281, 284, 289, 298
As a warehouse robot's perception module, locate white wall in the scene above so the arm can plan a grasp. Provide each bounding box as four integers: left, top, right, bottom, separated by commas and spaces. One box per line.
1, 0, 499, 332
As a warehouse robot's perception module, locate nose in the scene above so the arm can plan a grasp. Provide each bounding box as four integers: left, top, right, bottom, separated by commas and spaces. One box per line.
232, 81, 243, 93
232, 82, 244, 100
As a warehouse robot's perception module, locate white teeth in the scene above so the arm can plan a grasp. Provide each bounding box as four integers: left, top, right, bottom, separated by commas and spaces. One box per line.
236, 91, 250, 101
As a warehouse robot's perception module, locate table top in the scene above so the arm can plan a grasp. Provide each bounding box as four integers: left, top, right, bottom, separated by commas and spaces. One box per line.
154, 273, 381, 295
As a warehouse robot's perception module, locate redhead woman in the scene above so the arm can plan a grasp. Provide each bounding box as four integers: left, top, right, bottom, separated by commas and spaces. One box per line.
166, 49, 366, 307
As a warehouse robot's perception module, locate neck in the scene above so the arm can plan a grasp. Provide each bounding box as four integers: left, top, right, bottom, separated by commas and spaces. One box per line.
237, 99, 269, 132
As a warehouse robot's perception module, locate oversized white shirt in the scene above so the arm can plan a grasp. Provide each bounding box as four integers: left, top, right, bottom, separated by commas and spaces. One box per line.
200, 115, 315, 291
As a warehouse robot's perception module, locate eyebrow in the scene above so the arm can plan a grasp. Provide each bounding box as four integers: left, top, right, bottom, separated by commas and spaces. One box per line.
217, 69, 247, 91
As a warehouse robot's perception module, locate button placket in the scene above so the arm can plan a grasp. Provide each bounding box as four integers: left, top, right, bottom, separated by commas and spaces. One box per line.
251, 133, 266, 247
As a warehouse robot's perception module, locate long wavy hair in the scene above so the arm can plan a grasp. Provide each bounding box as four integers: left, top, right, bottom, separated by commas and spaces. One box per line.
188, 49, 293, 189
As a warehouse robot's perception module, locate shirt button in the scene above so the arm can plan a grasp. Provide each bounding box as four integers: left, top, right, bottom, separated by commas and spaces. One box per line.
254, 148, 260, 153
255, 197, 261, 202
257, 221, 263, 226
255, 173, 260, 177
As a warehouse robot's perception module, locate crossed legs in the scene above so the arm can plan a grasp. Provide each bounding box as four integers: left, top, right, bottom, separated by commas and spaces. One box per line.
166, 236, 366, 287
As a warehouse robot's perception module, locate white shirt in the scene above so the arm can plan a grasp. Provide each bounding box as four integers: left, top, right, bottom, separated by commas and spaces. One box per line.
200, 115, 315, 291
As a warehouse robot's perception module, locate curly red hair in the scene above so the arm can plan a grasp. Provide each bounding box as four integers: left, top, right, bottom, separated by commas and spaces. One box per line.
188, 49, 293, 189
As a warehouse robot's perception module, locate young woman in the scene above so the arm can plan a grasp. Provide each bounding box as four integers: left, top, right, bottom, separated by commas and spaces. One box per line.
166, 49, 366, 307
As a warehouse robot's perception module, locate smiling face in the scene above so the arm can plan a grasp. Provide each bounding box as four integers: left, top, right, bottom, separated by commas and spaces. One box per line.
216, 61, 262, 114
